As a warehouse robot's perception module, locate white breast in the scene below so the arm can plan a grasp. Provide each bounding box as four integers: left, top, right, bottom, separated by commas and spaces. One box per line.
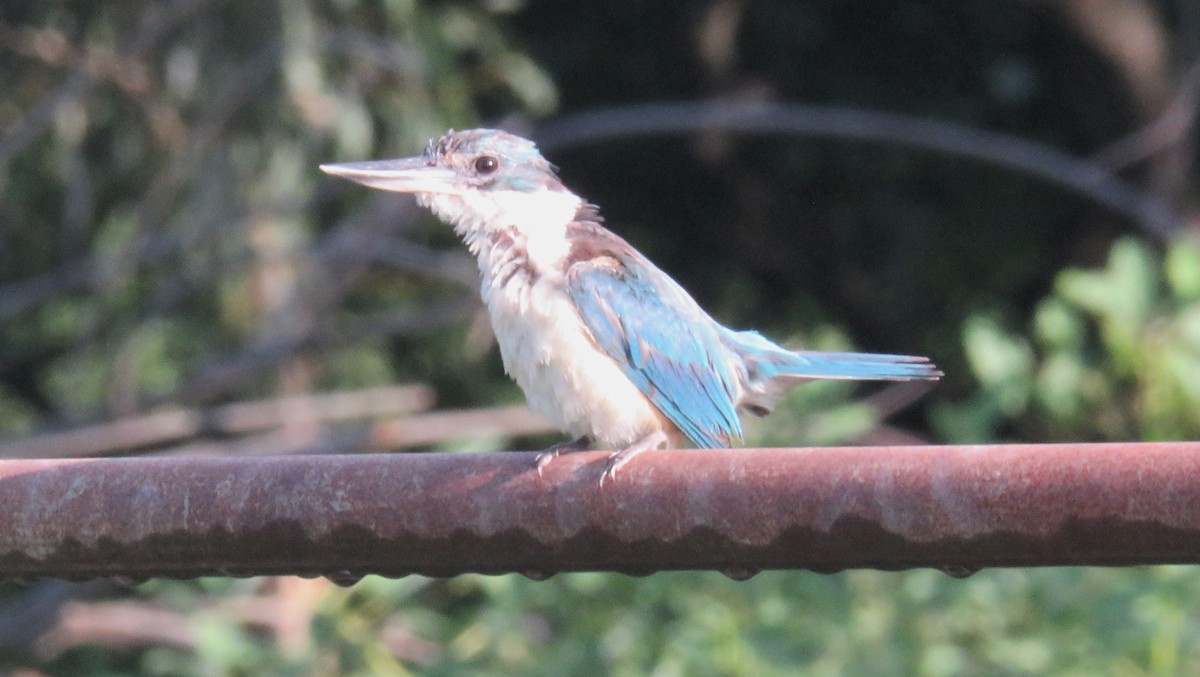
423, 188, 669, 448
484, 276, 666, 448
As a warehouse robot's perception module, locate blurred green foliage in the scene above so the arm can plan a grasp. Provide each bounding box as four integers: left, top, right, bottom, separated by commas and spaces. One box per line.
936, 238, 1200, 443
1, 0, 1199, 675
29, 567, 1200, 676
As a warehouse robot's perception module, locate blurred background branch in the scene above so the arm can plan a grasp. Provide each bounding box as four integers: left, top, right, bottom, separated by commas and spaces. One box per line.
534, 99, 1184, 239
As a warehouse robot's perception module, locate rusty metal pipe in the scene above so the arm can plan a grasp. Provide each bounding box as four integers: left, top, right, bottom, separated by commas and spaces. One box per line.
1, 442, 1198, 581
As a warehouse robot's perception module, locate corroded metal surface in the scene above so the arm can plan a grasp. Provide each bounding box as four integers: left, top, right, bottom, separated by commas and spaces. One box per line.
1, 443, 1199, 580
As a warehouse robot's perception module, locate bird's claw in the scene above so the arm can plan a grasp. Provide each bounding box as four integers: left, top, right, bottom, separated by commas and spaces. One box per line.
598, 460, 618, 488
534, 449, 559, 477
534, 436, 591, 477
537, 432, 665, 486
597, 449, 638, 486
596, 430, 668, 487
598, 459, 625, 487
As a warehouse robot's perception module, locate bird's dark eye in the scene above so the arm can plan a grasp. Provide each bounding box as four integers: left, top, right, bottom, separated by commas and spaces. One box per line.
474, 155, 499, 174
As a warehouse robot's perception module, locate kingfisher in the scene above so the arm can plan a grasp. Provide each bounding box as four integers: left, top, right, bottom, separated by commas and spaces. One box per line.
321, 129, 941, 483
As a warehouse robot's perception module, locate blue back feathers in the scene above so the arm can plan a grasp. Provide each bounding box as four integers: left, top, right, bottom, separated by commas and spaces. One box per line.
565, 232, 745, 448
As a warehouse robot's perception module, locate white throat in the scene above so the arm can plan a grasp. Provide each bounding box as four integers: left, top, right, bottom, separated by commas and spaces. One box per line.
420, 188, 583, 275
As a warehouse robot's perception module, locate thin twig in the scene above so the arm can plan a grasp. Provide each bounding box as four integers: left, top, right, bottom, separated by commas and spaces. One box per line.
158, 297, 477, 406
160, 403, 555, 457
1090, 60, 1200, 170
356, 235, 478, 288
0, 261, 94, 318
859, 380, 939, 420
369, 403, 554, 450
41, 600, 197, 653
0, 385, 435, 459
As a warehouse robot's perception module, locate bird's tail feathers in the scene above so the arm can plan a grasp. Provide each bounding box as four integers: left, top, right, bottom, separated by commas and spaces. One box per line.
725, 330, 941, 416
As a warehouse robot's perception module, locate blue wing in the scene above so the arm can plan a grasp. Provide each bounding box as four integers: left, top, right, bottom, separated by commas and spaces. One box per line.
566, 250, 743, 448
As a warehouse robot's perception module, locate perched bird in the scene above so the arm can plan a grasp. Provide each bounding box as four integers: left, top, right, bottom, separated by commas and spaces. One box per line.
321, 129, 941, 483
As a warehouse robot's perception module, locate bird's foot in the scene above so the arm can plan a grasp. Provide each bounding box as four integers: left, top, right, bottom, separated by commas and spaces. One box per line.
599, 430, 669, 487
535, 436, 592, 476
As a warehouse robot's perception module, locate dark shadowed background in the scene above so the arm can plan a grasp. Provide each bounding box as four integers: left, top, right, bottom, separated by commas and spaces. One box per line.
2, 1, 1199, 674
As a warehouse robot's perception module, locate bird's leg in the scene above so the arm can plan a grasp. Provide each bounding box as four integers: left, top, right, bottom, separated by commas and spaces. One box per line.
535, 435, 592, 475
599, 430, 669, 486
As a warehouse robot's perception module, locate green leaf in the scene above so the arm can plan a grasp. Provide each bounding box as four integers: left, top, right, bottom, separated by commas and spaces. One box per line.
1105, 238, 1159, 332
1033, 298, 1084, 350
961, 315, 1032, 401
1056, 238, 1161, 371
1034, 353, 1086, 421
1055, 268, 1111, 316
1166, 241, 1200, 301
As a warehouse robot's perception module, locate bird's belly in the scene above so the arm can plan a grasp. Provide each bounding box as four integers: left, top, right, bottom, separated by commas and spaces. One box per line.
485, 281, 670, 448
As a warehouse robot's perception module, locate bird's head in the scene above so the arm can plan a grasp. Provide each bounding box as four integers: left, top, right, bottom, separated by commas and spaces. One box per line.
321, 129, 582, 238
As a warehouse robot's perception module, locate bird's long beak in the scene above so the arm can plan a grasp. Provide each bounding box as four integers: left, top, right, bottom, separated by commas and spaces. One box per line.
319, 156, 458, 194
